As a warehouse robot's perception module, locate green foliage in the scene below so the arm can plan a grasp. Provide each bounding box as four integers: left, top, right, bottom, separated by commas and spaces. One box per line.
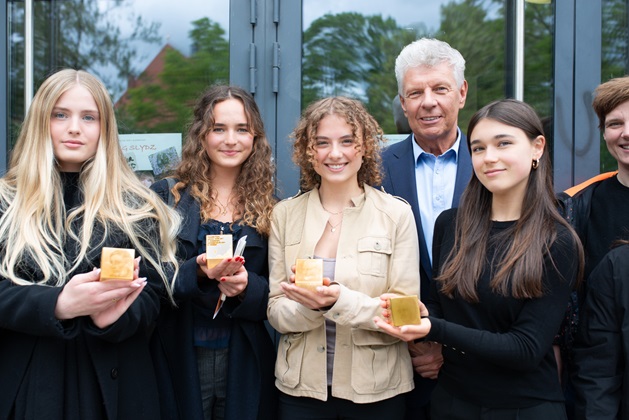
302, 12, 423, 134
8, 0, 162, 148
439, 0, 505, 131
116, 18, 229, 134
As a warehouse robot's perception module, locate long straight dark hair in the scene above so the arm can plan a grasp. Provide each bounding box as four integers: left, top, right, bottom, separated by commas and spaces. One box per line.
437, 99, 583, 302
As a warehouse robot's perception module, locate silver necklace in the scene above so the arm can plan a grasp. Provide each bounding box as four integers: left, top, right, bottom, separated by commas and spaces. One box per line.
321, 204, 343, 216
327, 218, 342, 233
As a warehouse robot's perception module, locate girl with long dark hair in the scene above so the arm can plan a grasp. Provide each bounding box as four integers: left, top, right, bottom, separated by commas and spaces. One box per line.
375, 99, 583, 419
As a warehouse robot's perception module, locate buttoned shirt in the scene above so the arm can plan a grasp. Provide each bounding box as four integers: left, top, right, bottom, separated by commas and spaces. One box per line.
412, 130, 461, 263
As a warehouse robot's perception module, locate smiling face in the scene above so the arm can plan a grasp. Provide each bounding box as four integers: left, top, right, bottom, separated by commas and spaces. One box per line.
203, 98, 254, 174
469, 118, 544, 203
400, 62, 468, 155
50, 84, 101, 172
603, 100, 629, 180
313, 114, 364, 190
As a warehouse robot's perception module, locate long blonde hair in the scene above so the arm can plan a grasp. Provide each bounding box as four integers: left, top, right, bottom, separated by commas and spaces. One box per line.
0, 69, 180, 297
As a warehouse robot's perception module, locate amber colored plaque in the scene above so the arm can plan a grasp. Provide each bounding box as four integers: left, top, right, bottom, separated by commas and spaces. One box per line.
294, 259, 323, 291
206, 234, 233, 268
390, 295, 421, 326
100, 247, 135, 281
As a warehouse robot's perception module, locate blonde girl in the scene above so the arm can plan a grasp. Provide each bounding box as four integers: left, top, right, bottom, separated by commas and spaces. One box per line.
0, 69, 180, 419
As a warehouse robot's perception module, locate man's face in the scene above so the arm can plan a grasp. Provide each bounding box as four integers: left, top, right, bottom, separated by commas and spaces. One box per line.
400, 62, 468, 154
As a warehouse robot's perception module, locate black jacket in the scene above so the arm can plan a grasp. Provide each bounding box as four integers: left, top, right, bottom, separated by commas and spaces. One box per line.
572, 244, 629, 419
150, 179, 277, 420
0, 178, 166, 419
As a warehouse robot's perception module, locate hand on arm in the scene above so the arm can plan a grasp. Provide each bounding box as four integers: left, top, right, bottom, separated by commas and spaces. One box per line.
408, 341, 443, 379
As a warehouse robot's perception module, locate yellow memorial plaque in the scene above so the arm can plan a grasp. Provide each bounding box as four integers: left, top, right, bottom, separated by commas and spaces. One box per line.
390, 295, 421, 326
294, 259, 323, 291
100, 247, 135, 281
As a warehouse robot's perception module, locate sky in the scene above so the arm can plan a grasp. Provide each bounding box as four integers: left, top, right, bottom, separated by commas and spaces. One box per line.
123, 0, 445, 68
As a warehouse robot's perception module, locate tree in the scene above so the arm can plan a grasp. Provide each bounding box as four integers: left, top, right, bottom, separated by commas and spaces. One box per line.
116, 18, 229, 134
8, 0, 162, 146
302, 12, 425, 133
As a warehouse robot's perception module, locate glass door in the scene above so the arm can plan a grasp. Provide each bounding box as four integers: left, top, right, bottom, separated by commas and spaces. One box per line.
7, 0, 230, 183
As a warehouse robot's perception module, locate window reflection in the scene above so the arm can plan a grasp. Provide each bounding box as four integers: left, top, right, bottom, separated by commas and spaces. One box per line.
302, 1, 557, 140
601, 0, 629, 172
8, 0, 229, 150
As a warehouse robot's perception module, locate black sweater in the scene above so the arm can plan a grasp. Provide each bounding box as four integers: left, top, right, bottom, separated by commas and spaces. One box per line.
426, 208, 579, 408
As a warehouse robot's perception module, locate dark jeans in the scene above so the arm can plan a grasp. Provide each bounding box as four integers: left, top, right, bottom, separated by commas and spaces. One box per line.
431, 384, 567, 420
279, 389, 406, 420
196, 347, 229, 420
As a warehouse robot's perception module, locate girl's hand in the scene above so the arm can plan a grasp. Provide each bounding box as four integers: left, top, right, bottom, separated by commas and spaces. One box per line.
196, 254, 245, 281
373, 293, 431, 341
90, 278, 147, 328
217, 264, 248, 297
373, 315, 432, 342
55, 257, 146, 324
280, 277, 339, 310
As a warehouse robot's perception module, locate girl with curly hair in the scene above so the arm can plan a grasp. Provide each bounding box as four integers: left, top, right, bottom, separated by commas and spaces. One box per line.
267, 96, 420, 419
150, 85, 277, 420
0, 69, 180, 419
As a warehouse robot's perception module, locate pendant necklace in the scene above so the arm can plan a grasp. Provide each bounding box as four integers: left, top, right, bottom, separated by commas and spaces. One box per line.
327, 218, 342, 233
214, 196, 231, 216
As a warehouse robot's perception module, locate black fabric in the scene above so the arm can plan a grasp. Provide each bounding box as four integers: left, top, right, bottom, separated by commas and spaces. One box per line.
149, 179, 278, 420
431, 383, 567, 420
278, 390, 406, 420
0, 173, 166, 420
583, 176, 629, 277
427, 208, 578, 409
572, 244, 629, 419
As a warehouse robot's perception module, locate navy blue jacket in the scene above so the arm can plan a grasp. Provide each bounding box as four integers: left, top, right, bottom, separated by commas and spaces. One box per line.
150, 179, 277, 420
380, 132, 472, 409
381, 132, 472, 298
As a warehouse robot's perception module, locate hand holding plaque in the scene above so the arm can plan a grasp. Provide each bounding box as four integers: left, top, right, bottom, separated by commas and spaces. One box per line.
100, 247, 135, 281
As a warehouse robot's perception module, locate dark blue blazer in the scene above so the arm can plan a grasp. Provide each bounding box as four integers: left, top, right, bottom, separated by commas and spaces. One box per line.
381, 132, 472, 301
149, 179, 277, 420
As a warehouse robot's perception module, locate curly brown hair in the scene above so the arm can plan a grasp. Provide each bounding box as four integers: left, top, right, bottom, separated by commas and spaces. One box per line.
292, 96, 385, 191
172, 85, 275, 236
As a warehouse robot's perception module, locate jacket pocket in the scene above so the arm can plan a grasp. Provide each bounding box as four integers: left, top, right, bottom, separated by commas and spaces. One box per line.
350, 329, 402, 394
357, 237, 392, 277
275, 332, 306, 388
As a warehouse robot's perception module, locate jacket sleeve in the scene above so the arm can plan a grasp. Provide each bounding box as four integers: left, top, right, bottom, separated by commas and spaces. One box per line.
0, 277, 80, 338
267, 203, 325, 334
572, 251, 624, 420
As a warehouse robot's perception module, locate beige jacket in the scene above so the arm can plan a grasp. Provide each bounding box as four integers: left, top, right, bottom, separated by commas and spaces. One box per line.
267, 185, 419, 403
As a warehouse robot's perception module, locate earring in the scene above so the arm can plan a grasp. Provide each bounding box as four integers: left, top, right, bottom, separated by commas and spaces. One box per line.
532, 159, 539, 170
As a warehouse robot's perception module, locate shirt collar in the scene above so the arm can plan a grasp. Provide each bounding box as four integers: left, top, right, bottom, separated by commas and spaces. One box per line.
412, 128, 461, 165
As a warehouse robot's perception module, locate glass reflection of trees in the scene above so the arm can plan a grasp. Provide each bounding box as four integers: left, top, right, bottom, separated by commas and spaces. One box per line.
8, 0, 163, 146
117, 18, 229, 134
9, 0, 629, 173
300, 1, 556, 136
